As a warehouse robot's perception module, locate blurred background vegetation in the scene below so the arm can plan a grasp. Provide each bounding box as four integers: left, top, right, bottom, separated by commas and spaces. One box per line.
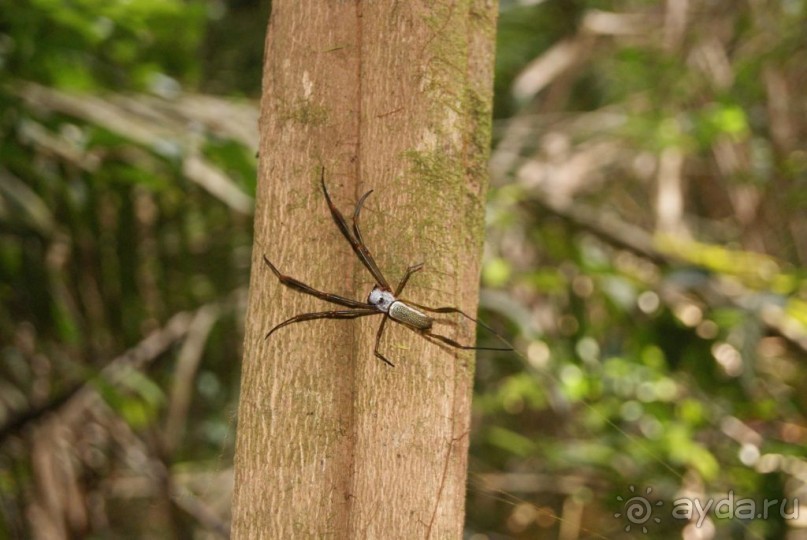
1, 0, 806, 538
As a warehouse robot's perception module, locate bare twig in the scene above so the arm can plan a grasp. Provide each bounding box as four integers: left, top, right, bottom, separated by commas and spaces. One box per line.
0, 309, 195, 444
526, 196, 669, 265
163, 304, 221, 454
13, 82, 255, 215
525, 196, 807, 354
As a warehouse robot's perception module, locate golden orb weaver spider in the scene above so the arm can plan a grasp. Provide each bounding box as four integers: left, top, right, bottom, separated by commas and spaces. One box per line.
262, 169, 511, 366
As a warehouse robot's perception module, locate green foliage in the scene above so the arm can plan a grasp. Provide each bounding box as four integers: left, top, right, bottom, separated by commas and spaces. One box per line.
468, 2, 807, 537
1, 0, 807, 538
0, 1, 251, 537
1, 0, 206, 90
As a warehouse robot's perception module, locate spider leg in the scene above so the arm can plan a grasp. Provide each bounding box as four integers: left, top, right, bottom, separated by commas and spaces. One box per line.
263, 255, 372, 309
397, 299, 512, 349
352, 189, 373, 250
420, 329, 513, 351
320, 169, 392, 290
372, 316, 395, 367
352, 190, 395, 290
394, 263, 424, 296
265, 309, 378, 340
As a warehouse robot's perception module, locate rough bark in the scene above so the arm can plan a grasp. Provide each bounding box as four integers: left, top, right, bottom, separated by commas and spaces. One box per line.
231, 1, 498, 538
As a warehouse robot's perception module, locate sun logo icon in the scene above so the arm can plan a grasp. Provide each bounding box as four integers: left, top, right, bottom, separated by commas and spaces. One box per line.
614, 485, 663, 534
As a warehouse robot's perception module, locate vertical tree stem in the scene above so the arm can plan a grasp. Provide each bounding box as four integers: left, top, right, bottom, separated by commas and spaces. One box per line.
232, 1, 498, 537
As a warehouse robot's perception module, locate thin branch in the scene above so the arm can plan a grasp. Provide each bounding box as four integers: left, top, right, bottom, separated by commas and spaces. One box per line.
13, 82, 255, 214
526, 196, 669, 265
0, 307, 202, 445
526, 196, 807, 354
163, 304, 221, 454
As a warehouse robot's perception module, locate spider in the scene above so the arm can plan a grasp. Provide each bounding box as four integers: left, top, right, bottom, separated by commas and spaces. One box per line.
262, 169, 512, 366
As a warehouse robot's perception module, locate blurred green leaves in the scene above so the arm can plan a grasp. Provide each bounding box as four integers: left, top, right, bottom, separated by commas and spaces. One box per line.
0, 2, 249, 536
471, 2, 807, 537
2, 0, 206, 90
1, 0, 806, 538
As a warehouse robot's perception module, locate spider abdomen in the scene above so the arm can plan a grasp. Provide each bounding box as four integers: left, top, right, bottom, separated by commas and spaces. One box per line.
388, 301, 432, 330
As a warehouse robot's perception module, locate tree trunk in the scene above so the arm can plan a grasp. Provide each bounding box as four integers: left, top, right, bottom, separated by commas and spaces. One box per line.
231, 1, 498, 538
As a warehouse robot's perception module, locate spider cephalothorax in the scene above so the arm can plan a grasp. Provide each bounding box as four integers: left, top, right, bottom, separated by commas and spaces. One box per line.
367, 287, 395, 312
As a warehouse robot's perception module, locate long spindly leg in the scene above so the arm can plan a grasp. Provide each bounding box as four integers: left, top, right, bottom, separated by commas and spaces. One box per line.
265, 309, 378, 340
320, 169, 391, 290
421, 329, 513, 352
372, 316, 394, 367
351, 188, 391, 284
397, 299, 511, 348
394, 263, 424, 296
352, 189, 373, 250
263, 255, 371, 309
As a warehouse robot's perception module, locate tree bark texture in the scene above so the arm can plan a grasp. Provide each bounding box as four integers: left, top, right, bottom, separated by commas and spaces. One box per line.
232, 1, 498, 538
